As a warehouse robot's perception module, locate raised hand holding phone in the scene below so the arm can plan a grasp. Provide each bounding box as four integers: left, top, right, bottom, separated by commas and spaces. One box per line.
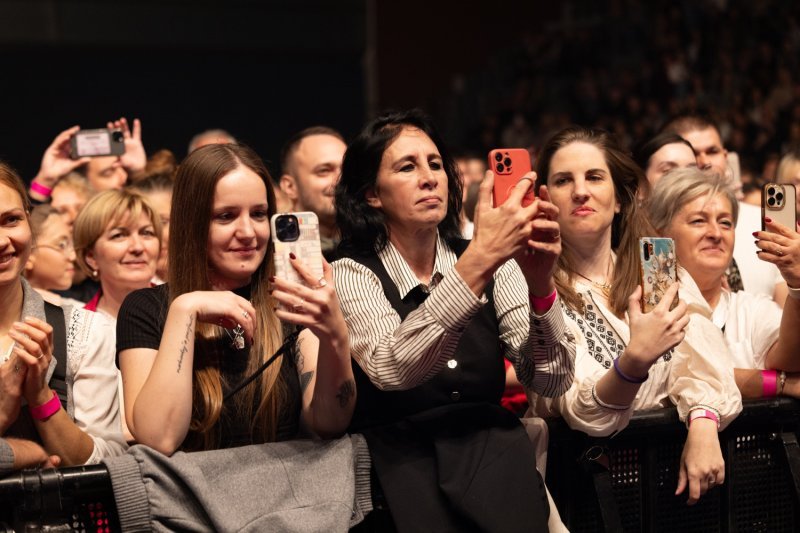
489, 148, 535, 207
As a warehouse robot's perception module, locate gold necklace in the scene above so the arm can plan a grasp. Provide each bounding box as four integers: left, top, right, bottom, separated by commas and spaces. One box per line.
574, 260, 613, 296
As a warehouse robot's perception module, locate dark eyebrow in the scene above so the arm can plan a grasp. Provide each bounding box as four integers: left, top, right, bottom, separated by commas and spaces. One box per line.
586, 168, 609, 175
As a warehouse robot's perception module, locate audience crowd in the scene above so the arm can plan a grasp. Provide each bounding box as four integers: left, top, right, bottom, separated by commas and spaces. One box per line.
1, 5, 800, 529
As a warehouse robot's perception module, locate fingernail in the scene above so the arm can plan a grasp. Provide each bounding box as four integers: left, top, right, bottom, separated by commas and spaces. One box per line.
752, 232, 758, 237
765, 217, 772, 223
269, 276, 275, 282
289, 252, 296, 260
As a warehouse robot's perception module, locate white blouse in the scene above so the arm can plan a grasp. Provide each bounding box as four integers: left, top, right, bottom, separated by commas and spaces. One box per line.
711, 289, 782, 370
530, 268, 742, 436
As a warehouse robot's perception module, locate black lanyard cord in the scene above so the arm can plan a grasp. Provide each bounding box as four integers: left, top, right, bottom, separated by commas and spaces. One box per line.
223, 328, 302, 402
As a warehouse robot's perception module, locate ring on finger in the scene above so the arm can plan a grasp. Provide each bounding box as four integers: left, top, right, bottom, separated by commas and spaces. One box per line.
13, 363, 20, 374
36, 352, 45, 360
293, 299, 306, 313
313, 277, 328, 290
242, 311, 249, 319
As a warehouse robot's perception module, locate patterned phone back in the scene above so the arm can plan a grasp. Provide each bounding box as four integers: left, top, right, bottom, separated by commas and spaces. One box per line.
271, 212, 324, 288
639, 237, 678, 313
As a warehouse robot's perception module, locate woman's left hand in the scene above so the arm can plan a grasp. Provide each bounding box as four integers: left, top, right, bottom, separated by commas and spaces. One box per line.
515, 185, 562, 297
272, 257, 346, 342
8, 317, 55, 408
676, 417, 724, 505
755, 220, 800, 288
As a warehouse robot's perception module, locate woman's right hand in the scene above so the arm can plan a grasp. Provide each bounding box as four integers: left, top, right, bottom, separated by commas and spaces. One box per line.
33, 126, 90, 188
623, 283, 689, 375
0, 356, 26, 433
175, 291, 258, 344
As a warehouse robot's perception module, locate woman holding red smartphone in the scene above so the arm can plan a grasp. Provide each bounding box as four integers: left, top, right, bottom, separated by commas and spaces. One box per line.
528, 126, 742, 505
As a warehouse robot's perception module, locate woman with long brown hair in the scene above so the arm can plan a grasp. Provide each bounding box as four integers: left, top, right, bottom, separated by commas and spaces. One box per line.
528, 126, 741, 505
116, 144, 353, 453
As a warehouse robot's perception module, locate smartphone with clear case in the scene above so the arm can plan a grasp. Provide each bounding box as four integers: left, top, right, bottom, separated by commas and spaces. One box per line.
762, 183, 797, 231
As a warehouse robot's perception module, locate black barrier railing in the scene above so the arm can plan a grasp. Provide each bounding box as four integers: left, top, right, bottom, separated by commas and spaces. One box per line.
546, 398, 800, 533
2, 399, 798, 532
0, 464, 118, 532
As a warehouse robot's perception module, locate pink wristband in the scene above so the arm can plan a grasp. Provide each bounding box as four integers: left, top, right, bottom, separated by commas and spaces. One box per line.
762, 369, 778, 397
29, 391, 61, 420
30, 181, 53, 197
688, 408, 720, 429
530, 289, 557, 314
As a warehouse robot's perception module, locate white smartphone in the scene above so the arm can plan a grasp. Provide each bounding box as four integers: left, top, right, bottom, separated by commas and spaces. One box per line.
270, 212, 324, 304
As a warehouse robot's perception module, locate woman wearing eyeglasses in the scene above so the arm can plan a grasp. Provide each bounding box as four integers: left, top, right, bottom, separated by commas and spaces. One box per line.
23, 205, 83, 308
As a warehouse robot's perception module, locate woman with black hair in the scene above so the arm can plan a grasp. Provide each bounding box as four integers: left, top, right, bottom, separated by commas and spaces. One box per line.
333, 109, 575, 532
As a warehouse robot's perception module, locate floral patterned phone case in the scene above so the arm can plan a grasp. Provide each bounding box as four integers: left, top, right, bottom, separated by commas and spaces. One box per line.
639, 237, 678, 313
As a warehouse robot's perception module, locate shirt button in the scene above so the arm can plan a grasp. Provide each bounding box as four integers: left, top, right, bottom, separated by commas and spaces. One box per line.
450, 391, 461, 402
447, 359, 458, 369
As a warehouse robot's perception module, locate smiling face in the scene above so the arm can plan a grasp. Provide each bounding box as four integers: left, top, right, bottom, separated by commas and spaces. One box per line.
663, 192, 735, 286
545, 142, 620, 248
645, 142, 698, 185
207, 165, 270, 289
0, 183, 32, 289
85, 210, 160, 293
366, 127, 449, 237
26, 213, 75, 290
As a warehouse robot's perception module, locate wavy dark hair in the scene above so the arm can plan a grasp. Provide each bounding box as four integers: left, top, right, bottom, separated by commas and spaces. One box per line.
535, 126, 656, 317
633, 131, 694, 172
335, 109, 463, 255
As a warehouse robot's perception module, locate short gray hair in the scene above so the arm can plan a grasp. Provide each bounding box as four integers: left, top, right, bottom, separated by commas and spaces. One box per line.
647, 167, 739, 232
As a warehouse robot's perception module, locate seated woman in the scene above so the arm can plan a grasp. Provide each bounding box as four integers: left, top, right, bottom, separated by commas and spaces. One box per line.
73, 189, 161, 318
334, 110, 574, 531
0, 161, 125, 467
647, 167, 800, 396
117, 144, 353, 454
22, 205, 83, 308
528, 127, 741, 505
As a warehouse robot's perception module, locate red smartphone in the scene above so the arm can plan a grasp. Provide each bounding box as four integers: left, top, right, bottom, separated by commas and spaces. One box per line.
489, 148, 534, 207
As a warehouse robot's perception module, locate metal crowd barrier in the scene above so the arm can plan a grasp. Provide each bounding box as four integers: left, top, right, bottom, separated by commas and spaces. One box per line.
546, 398, 800, 533
2, 398, 798, 532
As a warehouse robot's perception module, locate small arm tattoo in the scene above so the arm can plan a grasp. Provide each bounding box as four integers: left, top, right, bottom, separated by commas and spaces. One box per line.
336, 379, 355, 408
177, 315, 194, 374
299, 371, 314, 394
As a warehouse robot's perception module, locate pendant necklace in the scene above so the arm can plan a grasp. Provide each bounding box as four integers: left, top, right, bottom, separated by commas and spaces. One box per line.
226, 324, 246, 350
575, 259, 613, 298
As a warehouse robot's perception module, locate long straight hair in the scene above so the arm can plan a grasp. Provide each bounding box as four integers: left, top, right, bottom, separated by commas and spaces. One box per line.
535, 126, 656, 317
169, 144, 283, 450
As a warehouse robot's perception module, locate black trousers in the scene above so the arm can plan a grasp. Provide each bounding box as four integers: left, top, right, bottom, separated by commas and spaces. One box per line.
352, 403, 549, 533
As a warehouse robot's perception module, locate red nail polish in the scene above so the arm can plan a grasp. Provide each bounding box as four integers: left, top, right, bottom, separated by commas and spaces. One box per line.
765, 217, 772, 223
289, 252, 296, 260
268, 276, 275, 282
752, 232, 758, 237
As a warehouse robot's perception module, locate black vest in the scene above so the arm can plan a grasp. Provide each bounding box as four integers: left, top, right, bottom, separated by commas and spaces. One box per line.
347, 239, 504, 431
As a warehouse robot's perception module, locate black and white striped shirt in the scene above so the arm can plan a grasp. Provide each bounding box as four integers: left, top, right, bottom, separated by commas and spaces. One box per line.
332, 236, 575, 396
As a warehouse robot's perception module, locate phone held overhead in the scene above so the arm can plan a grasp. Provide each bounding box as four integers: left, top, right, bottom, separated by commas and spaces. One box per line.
70, 128, 126, 159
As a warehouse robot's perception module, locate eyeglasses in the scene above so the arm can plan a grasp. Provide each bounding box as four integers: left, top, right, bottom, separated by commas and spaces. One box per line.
34, 239, 74, 257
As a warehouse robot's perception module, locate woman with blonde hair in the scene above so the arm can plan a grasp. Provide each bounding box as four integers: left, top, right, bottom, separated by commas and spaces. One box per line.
0, 160, 125, 468
73, 189, 161, 318
116, 143, 354, 453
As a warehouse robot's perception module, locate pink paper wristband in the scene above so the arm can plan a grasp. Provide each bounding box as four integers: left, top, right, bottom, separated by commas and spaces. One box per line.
29, 390, 61, 420
30, 181, 53, 197
688, 408, 720, 429
530, 289, 557, 314
762, 369, 778, 397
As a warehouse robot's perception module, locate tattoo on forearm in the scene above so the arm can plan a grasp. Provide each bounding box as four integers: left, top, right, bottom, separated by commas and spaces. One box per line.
177, 315, 194, 374
300, 371, 314, 394
336, 379, 355, 408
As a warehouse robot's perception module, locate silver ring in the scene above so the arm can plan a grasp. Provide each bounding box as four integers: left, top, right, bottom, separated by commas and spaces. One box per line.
777, 249, 784, 256
242, 311, 249, 319
315, 278, 328, 289
36, 352, 45, 360
292, 299, 305, 313
14, 363, 20, 374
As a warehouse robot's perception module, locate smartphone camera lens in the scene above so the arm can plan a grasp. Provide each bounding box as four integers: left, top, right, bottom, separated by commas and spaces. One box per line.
503, 157, 512, 168
494, 152, 503, 162
496, 163, 505, 173
112, 131, 124, 143
275, 214, 300, 242
768, 196, 776, 206
777, 192, 784, 202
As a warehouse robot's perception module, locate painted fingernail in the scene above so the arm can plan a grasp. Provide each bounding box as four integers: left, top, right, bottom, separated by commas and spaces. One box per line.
752, 232, 758, 237
269, 276, 275, 282
765, 217, 772, 223
289, 252, 296, 260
